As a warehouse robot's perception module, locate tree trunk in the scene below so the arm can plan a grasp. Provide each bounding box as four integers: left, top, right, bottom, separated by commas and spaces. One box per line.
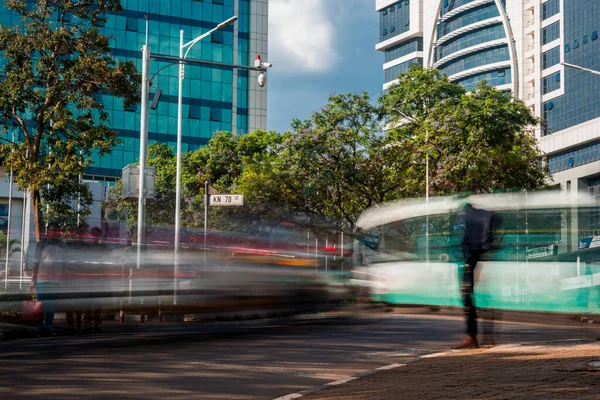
30, 188, 45, 242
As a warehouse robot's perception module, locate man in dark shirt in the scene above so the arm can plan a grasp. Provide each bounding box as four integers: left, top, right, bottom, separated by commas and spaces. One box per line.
456, 203, 494, 349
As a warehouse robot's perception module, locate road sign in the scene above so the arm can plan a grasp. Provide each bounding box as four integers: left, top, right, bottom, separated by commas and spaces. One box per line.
209, 194, 244, 206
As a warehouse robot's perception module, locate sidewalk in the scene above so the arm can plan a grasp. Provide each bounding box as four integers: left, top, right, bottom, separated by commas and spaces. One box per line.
299, 341, 600, 400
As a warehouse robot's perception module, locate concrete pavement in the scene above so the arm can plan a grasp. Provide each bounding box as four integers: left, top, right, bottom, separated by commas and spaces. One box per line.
291, 340, 600, 400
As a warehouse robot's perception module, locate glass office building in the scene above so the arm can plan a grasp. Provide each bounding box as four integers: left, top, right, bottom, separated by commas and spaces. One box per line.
0, 0, 269, 180
376, 0, 600, 191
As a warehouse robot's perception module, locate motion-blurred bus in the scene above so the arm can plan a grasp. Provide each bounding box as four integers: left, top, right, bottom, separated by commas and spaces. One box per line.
352, 191, 600, 315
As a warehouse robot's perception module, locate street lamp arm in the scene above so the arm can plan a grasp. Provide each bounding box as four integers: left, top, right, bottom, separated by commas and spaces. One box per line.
561, 62, 600, 76
182, 16, 238, 59
182, 29, 214, 59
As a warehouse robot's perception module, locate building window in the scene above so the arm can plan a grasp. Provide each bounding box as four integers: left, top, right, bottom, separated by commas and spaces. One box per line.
189, 106, 201, 119
541, 0, 559, 20
564, 43, 570, 52
592, 31, 598, 41
382, 28, 388, 36
385, 38, 423, 63
212, 31, 224, 44
210, 108, 222, 122
541, 21, 560, 45
542, 46, 560, 69
213, 0, 224, 5
438, 3, 500, 39
573, 39, 579, 49
126, 18, 138, 32
583, 35, 588, 44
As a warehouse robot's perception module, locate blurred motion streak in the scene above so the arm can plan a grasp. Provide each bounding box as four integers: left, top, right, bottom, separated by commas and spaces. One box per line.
352, 191, 600, 316
0, 219, 353, 325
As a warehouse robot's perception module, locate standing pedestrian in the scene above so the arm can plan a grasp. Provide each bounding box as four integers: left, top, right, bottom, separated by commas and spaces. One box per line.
455, 203, 496, 349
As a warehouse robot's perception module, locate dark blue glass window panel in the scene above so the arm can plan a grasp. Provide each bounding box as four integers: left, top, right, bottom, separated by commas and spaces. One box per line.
438, 45, 509, 77
542, 46, 560, 69
542, 72, 560, 94
384, 58, 423, 83
379, 1, 410, 41
210, 108, 222, 121
543, 0, 600, 135
437, 3, 499, 39
574, 39, 579, 48
454, 68, 512, 91
593, 31, 598, 41
440, 0, 477, 17
125, 17, 137, 32
189, 106, 201, 119
583, 35, 588, 44
541, 0, 560, 20
385, 38, 423, 62
212, 31, 224, 44
542, 22, 560, 45
548, 141, 600, 173
435, 23, 505, 61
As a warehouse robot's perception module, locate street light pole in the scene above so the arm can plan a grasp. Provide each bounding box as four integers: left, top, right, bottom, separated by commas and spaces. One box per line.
137, 44, 150, 271
173, 16, 237, 304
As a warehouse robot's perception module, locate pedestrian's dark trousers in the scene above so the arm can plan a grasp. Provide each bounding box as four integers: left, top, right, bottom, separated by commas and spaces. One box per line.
462, 250, 483, 336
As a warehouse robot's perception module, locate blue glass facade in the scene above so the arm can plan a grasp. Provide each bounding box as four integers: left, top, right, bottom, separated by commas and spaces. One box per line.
385, 38, 422, 63
437, 3, 499, 39
440, 0, 477, 17
379, 0, 411, 42
455, 68, 511, 91
435, 23, 505, 61
542, 46, 561, 69
542, 0, 600, 137
438, 45, 509, 77
542, 0, 560, 21
541, 21, 560, 45
542, 72, 561, 94
432, 0, 511, 91
548, 140, 600, 174
0, 0, 257, 178
385, 58, 423, 83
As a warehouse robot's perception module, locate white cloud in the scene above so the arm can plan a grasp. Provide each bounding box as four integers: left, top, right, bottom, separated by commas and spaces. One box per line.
268, 0, 338, 74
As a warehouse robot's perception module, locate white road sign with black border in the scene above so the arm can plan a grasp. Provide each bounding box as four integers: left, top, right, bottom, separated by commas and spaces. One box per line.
209, 194, 244, 206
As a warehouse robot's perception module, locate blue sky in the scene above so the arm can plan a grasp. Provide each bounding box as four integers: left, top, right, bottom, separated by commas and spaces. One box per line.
266, 0, 382, 133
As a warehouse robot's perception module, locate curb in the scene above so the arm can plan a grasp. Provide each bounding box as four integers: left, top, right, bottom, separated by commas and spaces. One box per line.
272, 338, 600, 400
272, 350, 455, 400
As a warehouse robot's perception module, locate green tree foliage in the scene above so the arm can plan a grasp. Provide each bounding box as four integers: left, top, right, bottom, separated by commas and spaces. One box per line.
104, 143, 178, 238
275, 92, 413, 230
0, 0, 139, 239
380, 64, 550, 197
104, 66, 549, 239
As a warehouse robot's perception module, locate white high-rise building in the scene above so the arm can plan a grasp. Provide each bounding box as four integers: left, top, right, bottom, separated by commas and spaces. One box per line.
376, 0, 600, 193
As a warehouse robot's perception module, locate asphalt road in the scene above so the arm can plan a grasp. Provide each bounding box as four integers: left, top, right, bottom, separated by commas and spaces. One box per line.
1, 309, 599, 400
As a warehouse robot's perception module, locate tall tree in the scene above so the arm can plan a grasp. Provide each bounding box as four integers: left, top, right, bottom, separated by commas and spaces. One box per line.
0, 0, 139, 240
379, 65, 550, 197
277, 92, 413, 230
